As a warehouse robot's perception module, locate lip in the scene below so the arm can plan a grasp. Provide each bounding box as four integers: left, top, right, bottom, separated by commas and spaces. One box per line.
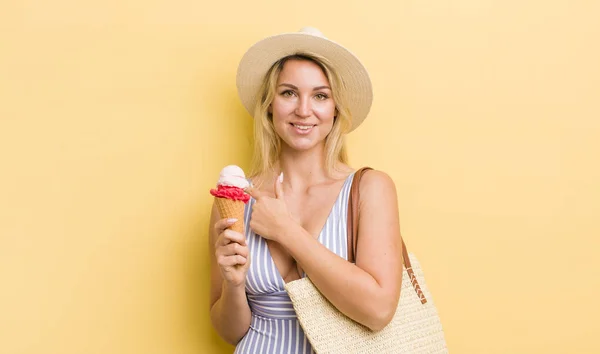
289, 123, 316, 135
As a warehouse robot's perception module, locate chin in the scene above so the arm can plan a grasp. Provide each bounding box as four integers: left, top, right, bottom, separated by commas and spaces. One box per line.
281, 137, 323, 152
286, 141, 317, 151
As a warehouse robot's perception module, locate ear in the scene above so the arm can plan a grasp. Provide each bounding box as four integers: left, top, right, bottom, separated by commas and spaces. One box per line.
268, 105, 273, 114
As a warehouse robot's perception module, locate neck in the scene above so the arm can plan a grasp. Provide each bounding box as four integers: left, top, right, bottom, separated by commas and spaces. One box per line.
277, 144, 329, 189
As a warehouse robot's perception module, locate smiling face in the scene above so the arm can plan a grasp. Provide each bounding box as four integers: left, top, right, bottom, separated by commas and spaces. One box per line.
269, 59, 337, 153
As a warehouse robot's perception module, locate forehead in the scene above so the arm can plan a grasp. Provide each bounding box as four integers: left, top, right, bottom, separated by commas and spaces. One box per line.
277, 59, 329, 84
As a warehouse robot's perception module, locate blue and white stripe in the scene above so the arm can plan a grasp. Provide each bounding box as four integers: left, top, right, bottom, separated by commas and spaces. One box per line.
234, 172, 355, 354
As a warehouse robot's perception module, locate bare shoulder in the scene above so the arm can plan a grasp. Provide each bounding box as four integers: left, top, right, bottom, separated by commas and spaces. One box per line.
359, 169, 398, 197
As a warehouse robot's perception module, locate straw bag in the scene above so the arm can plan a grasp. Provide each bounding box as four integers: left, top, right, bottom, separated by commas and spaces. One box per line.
284, 167, 448, 353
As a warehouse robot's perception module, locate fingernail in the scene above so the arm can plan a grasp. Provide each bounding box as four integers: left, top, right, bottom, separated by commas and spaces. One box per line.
279, 172, 284, 183
227, 218, 238, 223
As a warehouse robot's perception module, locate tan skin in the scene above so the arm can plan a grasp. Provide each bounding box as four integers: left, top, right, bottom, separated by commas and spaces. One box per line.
209, 59, 403, 345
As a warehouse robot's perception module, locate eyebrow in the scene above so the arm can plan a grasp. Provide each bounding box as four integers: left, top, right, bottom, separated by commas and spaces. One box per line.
278, 83, 331, 91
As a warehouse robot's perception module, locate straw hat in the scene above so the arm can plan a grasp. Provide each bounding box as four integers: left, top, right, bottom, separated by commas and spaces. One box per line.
236, 27, 373, 132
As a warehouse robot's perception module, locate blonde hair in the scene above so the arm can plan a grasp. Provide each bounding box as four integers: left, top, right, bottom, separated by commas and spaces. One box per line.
249, 52, 352, 181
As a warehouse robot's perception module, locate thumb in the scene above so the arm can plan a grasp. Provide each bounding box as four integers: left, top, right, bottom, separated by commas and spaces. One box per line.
274, 172, 284, 199
245, 187, 266, 200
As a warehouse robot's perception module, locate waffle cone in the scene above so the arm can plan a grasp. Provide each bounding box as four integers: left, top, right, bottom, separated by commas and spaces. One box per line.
214, 197, 245, 233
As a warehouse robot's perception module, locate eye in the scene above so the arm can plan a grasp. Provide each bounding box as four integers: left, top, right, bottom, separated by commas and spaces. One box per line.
281, 90, 295, 97
315, 93, 329, 100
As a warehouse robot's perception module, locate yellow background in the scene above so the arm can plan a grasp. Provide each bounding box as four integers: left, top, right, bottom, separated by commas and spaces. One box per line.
1, 0, 599, 353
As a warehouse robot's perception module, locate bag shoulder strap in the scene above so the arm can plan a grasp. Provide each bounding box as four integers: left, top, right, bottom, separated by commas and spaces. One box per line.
346, 167, 428, 304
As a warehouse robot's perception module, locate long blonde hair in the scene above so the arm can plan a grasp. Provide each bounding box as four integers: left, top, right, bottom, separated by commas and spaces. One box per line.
249, 52, 352, 181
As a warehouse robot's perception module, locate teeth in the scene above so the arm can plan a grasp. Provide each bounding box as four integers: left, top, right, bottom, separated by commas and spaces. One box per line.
293, 124, 313, 130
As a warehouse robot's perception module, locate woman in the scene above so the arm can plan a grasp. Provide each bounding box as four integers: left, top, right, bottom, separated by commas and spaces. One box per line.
209, 27, 403, 353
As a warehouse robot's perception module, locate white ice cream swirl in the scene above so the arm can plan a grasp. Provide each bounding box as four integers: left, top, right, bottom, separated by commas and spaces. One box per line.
217, 165, 250, 189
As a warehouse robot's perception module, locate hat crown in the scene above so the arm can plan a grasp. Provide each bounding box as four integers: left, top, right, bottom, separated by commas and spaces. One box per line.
298, 26, 325, 38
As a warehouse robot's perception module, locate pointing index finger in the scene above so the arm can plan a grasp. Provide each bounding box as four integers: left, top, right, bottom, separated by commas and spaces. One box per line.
274, 172, 284, 199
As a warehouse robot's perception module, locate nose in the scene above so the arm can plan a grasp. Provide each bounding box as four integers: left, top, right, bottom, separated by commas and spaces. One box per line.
294, 96, 312, 118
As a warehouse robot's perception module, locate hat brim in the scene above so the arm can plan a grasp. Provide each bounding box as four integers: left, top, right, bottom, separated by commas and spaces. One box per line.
236, 32, 373, 132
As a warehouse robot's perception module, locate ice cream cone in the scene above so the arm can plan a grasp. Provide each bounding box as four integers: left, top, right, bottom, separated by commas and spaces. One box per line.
214, 197, 245, 233
210, 165, 250, 234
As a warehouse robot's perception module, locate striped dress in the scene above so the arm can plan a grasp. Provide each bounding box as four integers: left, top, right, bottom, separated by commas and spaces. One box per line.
234, 172, 355, 354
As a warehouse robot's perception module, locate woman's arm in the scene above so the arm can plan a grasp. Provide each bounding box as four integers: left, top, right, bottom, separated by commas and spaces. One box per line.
208, 202, 252, 344
280, 170, 403, 331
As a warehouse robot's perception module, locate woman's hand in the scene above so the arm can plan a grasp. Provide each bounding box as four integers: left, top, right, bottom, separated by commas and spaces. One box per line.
213, 218, 250, 288
245, 173, 294, 241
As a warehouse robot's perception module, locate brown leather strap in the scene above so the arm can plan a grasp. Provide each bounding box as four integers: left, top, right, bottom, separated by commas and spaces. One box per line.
347, 167, 372, 263
346, 167, 428, 304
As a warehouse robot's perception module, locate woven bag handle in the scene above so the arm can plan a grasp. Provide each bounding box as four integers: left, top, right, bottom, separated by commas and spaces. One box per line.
347, 167, 427, 304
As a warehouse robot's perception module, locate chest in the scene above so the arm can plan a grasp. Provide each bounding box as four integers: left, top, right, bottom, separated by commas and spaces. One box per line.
285, 186, 343, 238
252, 179, 349, 285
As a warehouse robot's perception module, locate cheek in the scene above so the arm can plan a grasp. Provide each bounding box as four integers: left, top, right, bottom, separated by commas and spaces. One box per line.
314, 102, 336, 120
271, 98, 293, 116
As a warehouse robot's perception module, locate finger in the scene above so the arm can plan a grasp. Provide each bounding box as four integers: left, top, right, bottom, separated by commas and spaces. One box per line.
274, 172, 284, 200
214, 218, 239, 234
215, 233, 230, 248
222, 229, 247, 246
218, 254, 248, 267
222, 242, 249, 258
215, 229, 244, 248
244, 187, 265, 200
215, 242, 248, 258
